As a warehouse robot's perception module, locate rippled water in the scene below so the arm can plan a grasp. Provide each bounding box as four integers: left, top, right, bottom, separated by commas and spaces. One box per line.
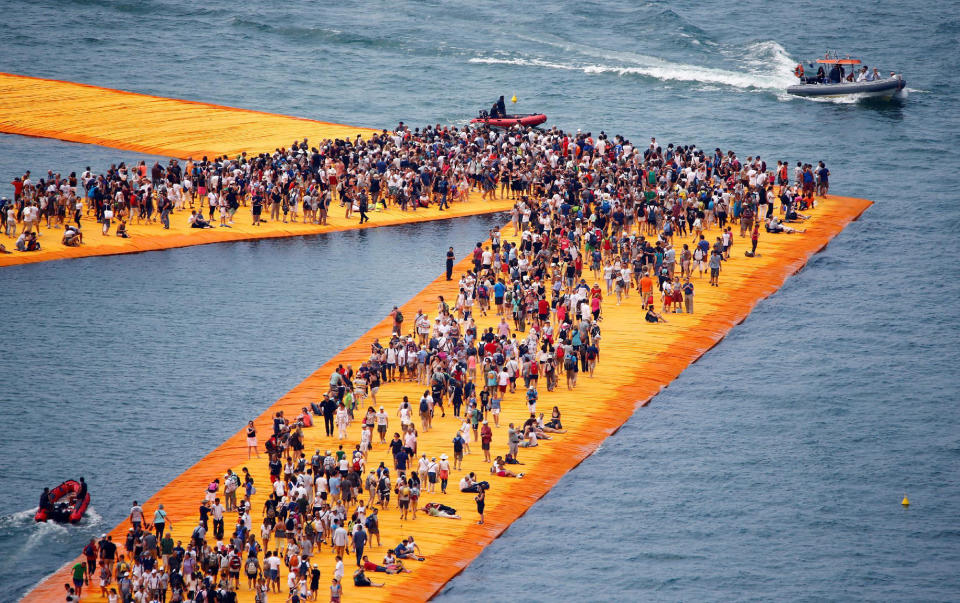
1, 1, 958, 600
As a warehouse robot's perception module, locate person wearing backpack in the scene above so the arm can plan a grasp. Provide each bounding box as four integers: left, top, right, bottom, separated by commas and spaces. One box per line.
228, 550, 242, 589
391, 306, 404, 335
564, 349, 578, 390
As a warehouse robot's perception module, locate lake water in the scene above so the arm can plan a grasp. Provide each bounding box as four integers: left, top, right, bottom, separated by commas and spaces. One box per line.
1, 1, 958, 600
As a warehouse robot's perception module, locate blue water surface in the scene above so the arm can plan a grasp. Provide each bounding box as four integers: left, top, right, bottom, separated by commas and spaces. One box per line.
1, 1, 958, 601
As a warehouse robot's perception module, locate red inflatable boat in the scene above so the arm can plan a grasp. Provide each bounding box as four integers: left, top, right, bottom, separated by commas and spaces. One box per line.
471, 113, 547, 128
35, 480, 90, 523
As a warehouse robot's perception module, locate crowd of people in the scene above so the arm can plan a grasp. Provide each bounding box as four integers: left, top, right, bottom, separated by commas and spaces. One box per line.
4, 121, 827, 256
53, 121, 830, 602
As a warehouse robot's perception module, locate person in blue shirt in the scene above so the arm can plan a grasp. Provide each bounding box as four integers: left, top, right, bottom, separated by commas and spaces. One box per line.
816, 161, 830, 196
452, 433, 465, 470
493, 280, 506, 315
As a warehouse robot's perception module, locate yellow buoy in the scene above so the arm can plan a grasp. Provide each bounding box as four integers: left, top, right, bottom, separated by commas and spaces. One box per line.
511, 95, 518, 103
901, 494, 910, 506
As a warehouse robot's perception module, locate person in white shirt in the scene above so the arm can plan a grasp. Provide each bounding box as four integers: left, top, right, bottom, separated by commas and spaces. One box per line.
376, 407, 389, 444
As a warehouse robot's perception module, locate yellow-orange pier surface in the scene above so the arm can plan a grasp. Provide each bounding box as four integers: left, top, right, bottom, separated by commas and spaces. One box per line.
0, 72, 377, 158
0, 192, 515, 268
0, 72, 522, 268
23, 194, 871, 602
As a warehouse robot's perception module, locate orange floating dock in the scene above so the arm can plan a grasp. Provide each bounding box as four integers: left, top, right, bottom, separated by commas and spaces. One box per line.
0, 72, 377, 159
23, 194, 871, 602
0, 192, 514, 268
0, 71, 521, 269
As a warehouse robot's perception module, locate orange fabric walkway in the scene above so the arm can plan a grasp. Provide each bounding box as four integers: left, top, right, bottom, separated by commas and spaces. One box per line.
23, 194, 871, 602
0, 72, 377, 159
0, 72, 519, 268
0, 192, 513, 268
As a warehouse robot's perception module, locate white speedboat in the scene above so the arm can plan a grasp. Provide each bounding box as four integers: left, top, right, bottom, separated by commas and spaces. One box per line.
787, 53, 906, 100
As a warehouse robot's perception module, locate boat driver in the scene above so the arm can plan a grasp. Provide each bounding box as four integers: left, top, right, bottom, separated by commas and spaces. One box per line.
828, 64, 842, 83
39, 487, 53, 512
489, 95, 506, 118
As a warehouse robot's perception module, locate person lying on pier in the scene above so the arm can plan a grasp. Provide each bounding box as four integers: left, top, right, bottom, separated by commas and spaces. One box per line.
784, 206, 811, 223
490, 456, 524, 479
421, 502, 461, 519
360, 555, 410, 574
459, 472, 490, 493
766, 217, 805, 234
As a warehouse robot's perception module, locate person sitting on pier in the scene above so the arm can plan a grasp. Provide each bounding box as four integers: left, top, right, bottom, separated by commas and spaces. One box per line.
393, 538, 425, 561
645, 305, 668, 323
189, 210, 214, 229
62, 225, 83, 246
784, 205, 811, 223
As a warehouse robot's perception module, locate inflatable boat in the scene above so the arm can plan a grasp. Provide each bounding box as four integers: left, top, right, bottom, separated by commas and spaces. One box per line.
788, 75, 905, 99
35, 480, 90, 523
471, 113, 547, 128
788, 54, 905, 100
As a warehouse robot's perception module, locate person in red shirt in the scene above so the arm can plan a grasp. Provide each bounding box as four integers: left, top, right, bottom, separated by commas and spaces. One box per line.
480, 421, 493, 462
537, 298, 550, 323
10, 177, 23, 201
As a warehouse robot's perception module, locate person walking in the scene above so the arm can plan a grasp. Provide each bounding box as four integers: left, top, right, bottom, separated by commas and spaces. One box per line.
321, 395, 337, 437
352, 524, 367, 567
480, 420, 493, 463
475, 487, 486, 525
152, 504, 171, 539
446, 247, 455, 280
357, 190, 370, 224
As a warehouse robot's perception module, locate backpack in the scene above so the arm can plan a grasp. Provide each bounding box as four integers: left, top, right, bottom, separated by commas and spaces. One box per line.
245, 558, 257, 575
395, 311, 403, 323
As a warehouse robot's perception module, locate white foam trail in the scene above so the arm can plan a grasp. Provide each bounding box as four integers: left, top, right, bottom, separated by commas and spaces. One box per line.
507, 35, 799, 90
24, 520, 70, 549
470, 55, 795, 91
0, 507, 38, 531
77, 506, 103, 526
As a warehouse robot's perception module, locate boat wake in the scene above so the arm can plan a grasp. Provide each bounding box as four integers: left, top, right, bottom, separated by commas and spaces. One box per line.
469, 40, 798, 94
0, 507, 38, 530
0, 505, 103, 553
